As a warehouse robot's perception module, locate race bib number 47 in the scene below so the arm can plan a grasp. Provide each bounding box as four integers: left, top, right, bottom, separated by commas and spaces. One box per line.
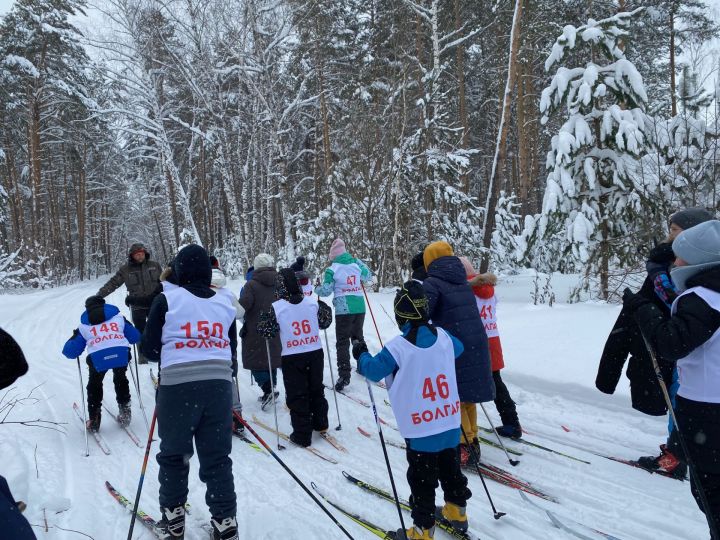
176, 320, 229, 349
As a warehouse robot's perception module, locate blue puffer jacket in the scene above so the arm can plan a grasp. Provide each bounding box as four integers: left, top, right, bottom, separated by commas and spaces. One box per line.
423, 256, 494, 403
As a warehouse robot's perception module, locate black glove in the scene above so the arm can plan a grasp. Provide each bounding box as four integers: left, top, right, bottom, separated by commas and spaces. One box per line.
352, 339, 369, 361
623, 287, 650, 313
647, 242, 675, 265
125, 296, 136, 307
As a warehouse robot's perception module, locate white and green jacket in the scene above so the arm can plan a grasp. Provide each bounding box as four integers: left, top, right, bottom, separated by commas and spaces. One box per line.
315, 253, 372, 315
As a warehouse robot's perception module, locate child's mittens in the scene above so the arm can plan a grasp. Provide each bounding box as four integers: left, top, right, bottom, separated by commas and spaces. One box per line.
351, 339, 369, 361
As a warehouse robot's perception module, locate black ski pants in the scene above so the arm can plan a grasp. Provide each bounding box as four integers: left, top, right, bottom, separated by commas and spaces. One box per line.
131, 307, 149, 333
406, 446, 472, 530
157, 379, 236, 520
86, 356, 130, 418
335, 313, 365, 379
282, 349, 329, 446
677, 396, 720, 538
493, 370, 520, 427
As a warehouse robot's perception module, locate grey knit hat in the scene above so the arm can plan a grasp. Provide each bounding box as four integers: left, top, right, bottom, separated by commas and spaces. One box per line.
669, 207, 713, 231
253, 253, 275, 269
671, 220, 720, 291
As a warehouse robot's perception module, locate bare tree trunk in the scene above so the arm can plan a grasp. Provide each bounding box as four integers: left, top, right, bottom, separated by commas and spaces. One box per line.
454, 0, 470, 194
481, 0, 523, 270
670, 9, 677, 117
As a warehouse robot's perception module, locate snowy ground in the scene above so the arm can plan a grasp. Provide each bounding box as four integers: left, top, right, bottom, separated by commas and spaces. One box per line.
0, 272, 709, 539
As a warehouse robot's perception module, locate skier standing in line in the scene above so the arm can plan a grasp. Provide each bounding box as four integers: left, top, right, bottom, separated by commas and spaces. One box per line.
624, 220, 720, 538
240, 254, 282, 408
459, 257, 522, 439
422, 241, 494, 465
315, 238, 373, 391
257, 269, 333, 446
354, 281, 471, 540
62, 296, 140, 431
141, 244, 239, 540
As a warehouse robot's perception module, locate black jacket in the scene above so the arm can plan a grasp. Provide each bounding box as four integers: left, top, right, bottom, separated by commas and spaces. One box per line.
596, 275, 674, 416
0, 328, 29, 390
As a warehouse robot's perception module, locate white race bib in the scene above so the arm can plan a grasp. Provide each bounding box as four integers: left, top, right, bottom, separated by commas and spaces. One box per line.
331, 263, 363, 298
385, 329, 460, 439
273, 297, 323, 355
475, 295, 499, 338
161, 288, 236, 368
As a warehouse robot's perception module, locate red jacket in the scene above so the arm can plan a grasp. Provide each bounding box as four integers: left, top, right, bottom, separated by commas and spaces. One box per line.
472, 282, 504, 372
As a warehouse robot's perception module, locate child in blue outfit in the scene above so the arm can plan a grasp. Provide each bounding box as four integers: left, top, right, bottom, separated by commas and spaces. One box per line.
62, 295, 140, 432
353, 281, 471, 540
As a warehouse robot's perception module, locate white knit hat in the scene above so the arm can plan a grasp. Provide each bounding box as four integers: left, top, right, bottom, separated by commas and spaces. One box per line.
253, 253, 275, 269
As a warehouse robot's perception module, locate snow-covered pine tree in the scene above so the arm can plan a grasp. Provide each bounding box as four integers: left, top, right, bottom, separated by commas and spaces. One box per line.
491, 191, 523, 272
536, 8, 650, 299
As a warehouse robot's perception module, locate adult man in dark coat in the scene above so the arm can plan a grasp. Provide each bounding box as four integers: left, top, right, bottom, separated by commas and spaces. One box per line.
596, 208, 712, 476
422, 241, 494, 463
97, 242, 162, 363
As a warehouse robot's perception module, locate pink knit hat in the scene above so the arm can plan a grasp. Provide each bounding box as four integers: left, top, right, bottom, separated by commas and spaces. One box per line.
329, 238, 346, 260
458, 256, 477, 278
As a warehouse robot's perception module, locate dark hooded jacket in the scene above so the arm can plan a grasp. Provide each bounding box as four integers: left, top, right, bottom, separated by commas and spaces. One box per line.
239, 267, 282, 370
97, 245, 163, 306
141, 245, 237, 365
0, 328, 28, 394
596, 244, 676, 416
423, 256, 494, 402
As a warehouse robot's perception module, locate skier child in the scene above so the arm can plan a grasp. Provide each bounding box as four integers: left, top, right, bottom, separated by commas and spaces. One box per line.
141, 244, 239, 540
62, 296, 140, 432
460, 258, 523, 440
258, 269, 333, 447
353, 281, 472, 540
290, 256, 314, 297
315, 238, 373, 391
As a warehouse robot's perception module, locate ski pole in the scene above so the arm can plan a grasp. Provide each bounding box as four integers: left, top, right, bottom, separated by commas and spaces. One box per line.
265, 339, 284, 450
365, 374, 407, 533
639, 330, 720, 540
235, 411, 355, 540
128, 349, 150, 434
127, 406, 158, 540
478, 403, 519, 466
76, 357, 90, 457
460, 425, 506, 520
323, 328, 342, 431
361, 283, 384, 347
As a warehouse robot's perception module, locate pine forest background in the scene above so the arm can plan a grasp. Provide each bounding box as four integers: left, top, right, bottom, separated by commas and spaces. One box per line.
1, 0, 720, 300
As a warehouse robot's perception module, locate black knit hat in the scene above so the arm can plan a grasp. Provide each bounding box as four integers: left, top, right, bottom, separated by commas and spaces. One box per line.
394, 280, 429, 327
411, 252, 425, 271
277, 268, 303, 304
290, 256, 306, 272
670, 208, 713, 230
85, 295, 105, 309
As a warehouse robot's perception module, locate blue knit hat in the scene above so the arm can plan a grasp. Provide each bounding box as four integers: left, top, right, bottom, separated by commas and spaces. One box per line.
671, 220, 720, 291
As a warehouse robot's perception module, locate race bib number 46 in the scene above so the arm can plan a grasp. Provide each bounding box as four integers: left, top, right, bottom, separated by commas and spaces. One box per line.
176, 320, 229, 349
411, 374, 459, 425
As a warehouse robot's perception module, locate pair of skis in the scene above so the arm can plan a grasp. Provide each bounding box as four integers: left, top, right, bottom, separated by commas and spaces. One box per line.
251, 414, 343, 463
357, 424, 556, 503
73, 402, 142, 454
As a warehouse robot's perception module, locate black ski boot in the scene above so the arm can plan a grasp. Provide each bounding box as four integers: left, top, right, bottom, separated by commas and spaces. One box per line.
157, 505, 185, 539
117, 402, 131, 427
334, 375, 350, 392
211, 516, 238, 540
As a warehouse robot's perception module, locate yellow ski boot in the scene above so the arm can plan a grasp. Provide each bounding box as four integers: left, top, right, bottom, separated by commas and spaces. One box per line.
397, 525, 435, 539
439, 501, 468, 532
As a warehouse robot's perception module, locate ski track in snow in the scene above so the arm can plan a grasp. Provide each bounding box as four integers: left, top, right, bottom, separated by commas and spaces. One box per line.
0, 274, 708, 539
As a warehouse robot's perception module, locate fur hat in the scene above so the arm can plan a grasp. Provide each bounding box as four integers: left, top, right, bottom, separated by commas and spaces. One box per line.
394, 280, 429, 327
329, 239, 346, 260
254, 253, 275, 269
